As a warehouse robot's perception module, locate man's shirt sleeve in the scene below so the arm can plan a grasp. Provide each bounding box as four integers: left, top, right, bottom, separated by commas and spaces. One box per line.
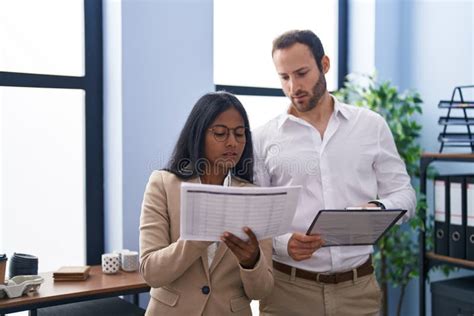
374, 117, 417, 220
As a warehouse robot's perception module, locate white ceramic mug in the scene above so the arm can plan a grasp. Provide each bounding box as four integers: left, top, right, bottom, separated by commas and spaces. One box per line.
101, 253, 120, 274
113, 249, 130, 264
121, 251, 139, 272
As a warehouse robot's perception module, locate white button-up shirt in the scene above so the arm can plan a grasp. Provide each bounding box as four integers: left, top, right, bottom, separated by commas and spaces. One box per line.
253, 96, 416, 273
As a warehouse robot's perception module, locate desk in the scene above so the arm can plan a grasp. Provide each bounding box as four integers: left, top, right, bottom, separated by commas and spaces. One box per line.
0, 266, 150, 315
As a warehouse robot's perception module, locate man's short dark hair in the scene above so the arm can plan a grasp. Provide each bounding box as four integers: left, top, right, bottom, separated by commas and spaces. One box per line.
272, 30, 325, 71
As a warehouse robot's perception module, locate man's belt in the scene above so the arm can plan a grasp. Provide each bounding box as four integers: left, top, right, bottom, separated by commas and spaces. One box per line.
273, 256, 374, 284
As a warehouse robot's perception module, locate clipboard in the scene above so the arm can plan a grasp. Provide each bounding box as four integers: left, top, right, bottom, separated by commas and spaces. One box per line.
305, 209, 407, 246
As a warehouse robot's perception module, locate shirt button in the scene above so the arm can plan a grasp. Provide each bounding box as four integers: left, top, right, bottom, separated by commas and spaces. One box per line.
201, 285, 210, 295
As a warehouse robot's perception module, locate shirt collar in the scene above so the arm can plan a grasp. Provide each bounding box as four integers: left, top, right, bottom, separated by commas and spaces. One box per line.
333, 95, 352, 120
277, 94, 351, 130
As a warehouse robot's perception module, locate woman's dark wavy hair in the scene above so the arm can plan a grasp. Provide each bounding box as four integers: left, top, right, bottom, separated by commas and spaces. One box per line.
165, 91, 253, 183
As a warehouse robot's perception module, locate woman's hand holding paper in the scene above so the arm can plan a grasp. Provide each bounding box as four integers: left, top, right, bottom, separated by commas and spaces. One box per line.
221, 227, 260, 269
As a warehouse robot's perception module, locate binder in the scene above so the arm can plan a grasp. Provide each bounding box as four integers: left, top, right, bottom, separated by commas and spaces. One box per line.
449, 176, 466, 259
434, 176, 449, 256
466, 177, 474, 260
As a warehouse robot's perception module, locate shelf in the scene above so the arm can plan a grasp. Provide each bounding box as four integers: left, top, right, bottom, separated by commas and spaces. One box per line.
421, 152, 474, 160
426, 252, 474, 270
439, 117, 474, 125
419, 151, 474, 316
438, 133, 474, 143
438, 100, 474, 108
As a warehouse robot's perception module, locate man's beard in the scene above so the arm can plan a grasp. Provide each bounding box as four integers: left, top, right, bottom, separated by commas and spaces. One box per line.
292, 73, 327, 112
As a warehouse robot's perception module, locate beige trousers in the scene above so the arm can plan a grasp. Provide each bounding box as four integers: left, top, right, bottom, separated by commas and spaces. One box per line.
260, 268, 382, 316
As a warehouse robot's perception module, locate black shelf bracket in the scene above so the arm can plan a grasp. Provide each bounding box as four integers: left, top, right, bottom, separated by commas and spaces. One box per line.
439, 85, 474, 153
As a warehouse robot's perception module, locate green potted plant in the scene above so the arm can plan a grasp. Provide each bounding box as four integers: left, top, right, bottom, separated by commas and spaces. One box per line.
335, 73, 453, 316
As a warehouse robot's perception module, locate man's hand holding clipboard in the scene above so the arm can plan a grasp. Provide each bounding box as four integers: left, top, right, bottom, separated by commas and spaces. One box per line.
287, 232, 325, 261
305, 208, 407, 246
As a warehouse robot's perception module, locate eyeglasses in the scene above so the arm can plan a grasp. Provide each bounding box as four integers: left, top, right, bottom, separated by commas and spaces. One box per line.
208, 125, 247, 143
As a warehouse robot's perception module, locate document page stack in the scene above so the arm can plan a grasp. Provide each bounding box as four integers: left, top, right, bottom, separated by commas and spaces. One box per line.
180, 183, 301, 241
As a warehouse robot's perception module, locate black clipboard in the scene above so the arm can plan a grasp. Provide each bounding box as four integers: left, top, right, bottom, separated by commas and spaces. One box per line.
305, 209, 407, 246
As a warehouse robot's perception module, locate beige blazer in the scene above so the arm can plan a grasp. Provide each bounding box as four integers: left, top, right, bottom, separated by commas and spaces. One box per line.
139, 170, 274, 316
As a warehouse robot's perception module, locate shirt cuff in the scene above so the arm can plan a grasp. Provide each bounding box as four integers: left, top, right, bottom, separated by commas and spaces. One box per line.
368, 200, 386, 209
274, 233, 292, 257
377, 199, 409, 223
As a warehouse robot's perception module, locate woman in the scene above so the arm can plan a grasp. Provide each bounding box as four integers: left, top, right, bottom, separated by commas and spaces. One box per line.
139, 92, 273, 315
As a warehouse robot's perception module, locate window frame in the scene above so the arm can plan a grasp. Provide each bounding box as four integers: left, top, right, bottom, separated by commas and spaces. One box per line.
215, 0, 348, 96
0, 0, 104, 265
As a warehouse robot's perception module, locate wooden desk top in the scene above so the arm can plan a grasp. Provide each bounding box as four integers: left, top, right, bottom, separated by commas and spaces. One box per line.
0, 265, 150, 311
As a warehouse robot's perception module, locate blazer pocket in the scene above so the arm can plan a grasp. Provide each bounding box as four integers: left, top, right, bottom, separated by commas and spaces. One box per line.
151, 287, 180, 307
230, 295, 251, 313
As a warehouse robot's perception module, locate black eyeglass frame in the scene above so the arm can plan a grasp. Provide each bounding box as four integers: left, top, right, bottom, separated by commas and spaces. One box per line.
207, 124, 248, 143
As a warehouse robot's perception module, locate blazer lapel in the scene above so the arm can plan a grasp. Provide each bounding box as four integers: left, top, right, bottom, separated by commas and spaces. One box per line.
209, 242, 228, 274
183, 176, 211, 280
201, 255, 211, 281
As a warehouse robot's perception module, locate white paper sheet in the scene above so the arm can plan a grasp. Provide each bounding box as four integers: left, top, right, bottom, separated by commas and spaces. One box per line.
306, 209, 407, 246
180, 183, 301, 241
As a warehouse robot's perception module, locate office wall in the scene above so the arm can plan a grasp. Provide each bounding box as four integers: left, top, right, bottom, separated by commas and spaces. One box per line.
103, 0, 214, 306
376, 0, 474, 155
348, 0, 375, 75
120, 0, 214, 252
104, 0, 123, 255
375, 0, 474, 315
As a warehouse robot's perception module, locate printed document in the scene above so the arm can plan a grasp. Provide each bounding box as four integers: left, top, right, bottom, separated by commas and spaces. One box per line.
180, 183, 301, 241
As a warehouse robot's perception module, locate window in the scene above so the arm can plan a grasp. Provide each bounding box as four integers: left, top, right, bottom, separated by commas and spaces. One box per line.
0, 0, 103, 271
214, 0, 348, 129
0, 0, 85, 76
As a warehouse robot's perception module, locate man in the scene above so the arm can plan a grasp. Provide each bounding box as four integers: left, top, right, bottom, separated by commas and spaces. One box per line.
253, 30, 416, 316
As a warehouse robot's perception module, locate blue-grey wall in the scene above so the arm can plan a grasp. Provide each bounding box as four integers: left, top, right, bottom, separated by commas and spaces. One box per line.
348, 0, 375, 74
103, 0, 213, 307
375, 0, 474, 315
120, 0, 214, 252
